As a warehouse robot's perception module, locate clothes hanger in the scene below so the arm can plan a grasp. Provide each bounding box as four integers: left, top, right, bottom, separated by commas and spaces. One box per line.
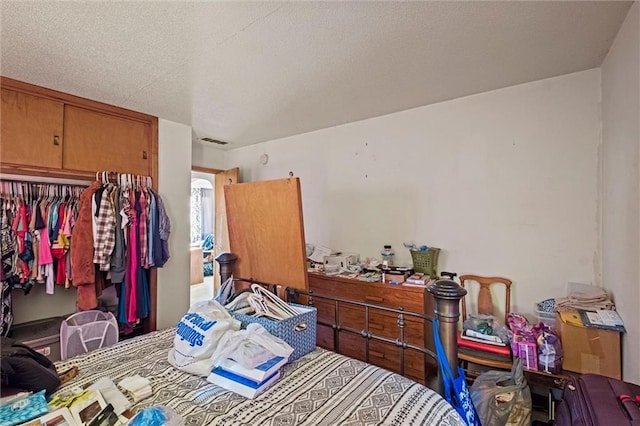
249, 284, 301, 320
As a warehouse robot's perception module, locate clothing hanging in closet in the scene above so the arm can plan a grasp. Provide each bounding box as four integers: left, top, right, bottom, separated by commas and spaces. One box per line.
1, 181, 84, 336
0, 174, 171, 336
72, 173, 170, 327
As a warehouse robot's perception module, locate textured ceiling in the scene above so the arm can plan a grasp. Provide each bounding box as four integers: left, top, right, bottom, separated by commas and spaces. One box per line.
1, 1, 632, 149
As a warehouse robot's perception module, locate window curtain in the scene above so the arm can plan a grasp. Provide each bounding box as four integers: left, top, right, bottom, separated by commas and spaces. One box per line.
190, 188, 202, 243
200, 188, 214, 240
191, 187, 214, 243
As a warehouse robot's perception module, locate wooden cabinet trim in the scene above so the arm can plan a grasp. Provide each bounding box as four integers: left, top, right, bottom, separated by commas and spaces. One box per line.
0, 77, 158, 188
1, 77, 155, 124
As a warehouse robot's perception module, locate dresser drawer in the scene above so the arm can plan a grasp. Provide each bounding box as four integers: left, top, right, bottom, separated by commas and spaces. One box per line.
361, 286, 423, 313
369, 340, 426, 383
368, 311, 425, 347
309, 273, 426, 313
317, 324, 335, 351
312, 298, 365, 329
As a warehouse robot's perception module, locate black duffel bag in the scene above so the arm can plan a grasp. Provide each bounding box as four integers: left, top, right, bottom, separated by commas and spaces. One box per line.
1, 337, 60, 396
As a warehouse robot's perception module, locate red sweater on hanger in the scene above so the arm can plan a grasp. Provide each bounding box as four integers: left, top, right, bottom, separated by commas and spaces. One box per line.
71, 181, 101, 310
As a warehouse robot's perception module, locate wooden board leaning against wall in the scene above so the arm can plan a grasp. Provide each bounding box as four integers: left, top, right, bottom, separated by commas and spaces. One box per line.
224, 177, 309, 294
0, 76, 160, 332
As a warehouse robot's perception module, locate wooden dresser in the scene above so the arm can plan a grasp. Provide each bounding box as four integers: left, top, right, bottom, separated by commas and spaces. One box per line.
308, 272, 437, 384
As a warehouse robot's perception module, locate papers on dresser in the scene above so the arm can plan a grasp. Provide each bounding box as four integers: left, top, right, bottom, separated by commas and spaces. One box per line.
308, 245, 333, 264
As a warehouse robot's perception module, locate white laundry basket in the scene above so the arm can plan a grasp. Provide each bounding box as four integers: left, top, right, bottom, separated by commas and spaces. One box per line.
60, 310, 119, 360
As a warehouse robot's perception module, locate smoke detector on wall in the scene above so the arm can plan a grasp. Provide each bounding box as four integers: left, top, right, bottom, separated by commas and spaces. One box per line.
200, 137, 229, 146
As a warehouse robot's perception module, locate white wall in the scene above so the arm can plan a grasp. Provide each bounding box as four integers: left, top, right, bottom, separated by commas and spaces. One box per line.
192, 141, 226, 170
191, 171, 215, 188
601, 2, 640, 385
12, 284, 77, 324
157, 119, 192, 329
226, 69, 602, 321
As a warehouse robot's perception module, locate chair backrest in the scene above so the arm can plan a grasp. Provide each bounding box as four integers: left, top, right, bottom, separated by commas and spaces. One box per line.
459, 275, 512, 324
60, 310, 118, 360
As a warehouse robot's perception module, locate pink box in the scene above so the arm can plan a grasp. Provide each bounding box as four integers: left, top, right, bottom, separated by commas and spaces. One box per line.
518, 341, 538, 371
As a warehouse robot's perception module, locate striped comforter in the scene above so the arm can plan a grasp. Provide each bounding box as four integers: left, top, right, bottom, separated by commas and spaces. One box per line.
54, 329, 464, 426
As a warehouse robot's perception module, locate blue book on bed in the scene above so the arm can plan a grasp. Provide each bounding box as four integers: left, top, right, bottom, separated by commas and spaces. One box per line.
215, 356, 287, 383
207, 368, 281, 399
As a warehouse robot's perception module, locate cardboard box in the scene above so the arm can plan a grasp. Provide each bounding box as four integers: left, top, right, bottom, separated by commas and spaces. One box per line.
384, 272, 408, 284
556, 313, 621, 379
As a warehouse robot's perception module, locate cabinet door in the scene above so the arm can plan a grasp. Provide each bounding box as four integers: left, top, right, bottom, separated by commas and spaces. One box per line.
1, 88, 63, 168
63, 105, 150, 175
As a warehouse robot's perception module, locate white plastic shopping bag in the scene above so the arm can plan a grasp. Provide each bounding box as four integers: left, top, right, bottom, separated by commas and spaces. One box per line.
168, 300, 241, 376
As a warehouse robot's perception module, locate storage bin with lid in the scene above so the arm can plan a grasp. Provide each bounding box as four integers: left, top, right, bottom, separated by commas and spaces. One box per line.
9, 315, 69, 362
534, 299, 556, 327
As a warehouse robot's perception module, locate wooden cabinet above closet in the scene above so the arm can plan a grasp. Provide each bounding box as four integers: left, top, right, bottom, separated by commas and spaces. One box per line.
63, 106, 151, 176
0, 77, 157, 180
1, 88, 64, 169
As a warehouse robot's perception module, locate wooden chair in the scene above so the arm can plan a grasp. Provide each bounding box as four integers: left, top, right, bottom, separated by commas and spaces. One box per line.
458, 274, 513, 370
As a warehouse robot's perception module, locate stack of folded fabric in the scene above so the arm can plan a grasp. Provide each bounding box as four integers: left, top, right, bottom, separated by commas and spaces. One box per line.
555, 288, 615, 312
119, 375, 152, 403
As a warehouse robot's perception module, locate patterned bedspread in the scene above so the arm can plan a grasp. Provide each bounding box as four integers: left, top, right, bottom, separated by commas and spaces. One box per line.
54, 329, 464, 426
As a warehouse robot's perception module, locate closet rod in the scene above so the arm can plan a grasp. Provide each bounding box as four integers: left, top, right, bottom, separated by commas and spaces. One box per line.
0, 173, 93, 186
95, 171, 153, 188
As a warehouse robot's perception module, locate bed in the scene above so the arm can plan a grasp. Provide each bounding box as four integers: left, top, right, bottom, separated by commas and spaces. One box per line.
54, 328, 463, 425
51, 257, 468, 425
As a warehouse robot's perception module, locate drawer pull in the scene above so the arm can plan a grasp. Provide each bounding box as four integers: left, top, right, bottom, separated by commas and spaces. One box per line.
365, 296, 384, 303
294, 323, 307, 332
142, 150, 148, 159
53, 135, 60, 146
370, 350, 385, 359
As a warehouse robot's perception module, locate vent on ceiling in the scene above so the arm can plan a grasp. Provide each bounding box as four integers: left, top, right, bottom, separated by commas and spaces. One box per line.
201, 137, 229, 145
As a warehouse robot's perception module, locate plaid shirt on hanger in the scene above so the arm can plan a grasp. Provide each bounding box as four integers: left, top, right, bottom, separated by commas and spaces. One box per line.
93, 185, 116, 271
138, 188, 149, 268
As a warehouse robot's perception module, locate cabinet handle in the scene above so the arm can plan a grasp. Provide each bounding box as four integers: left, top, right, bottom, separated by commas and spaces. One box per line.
370, 350, 385, 359
365, 296, 384, 303
53, 135, 60, 146
142, 150, 148, 159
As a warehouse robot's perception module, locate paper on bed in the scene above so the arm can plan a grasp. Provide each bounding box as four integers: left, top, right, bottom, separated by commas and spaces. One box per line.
207, 369, 280, 399
216, 355, 288, 383
118, 376, 152, 403
88, 377, 131, 415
